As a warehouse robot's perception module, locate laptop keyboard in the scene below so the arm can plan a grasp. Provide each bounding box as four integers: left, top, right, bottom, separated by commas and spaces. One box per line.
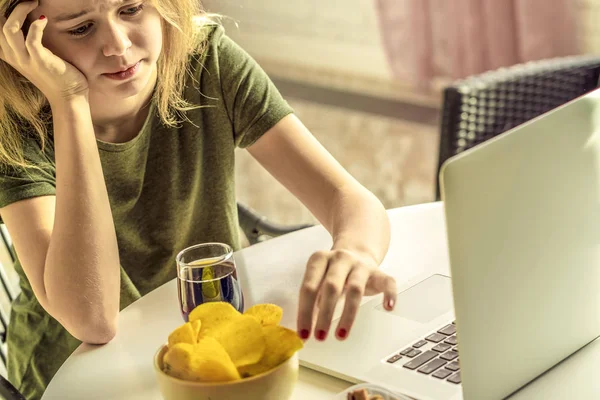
385, 321, 461, 384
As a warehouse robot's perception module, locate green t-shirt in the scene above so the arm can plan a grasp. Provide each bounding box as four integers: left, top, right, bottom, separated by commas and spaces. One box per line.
0, 25, 293, 400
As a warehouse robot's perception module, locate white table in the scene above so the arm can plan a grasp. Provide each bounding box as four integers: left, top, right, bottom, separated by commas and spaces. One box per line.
42, 202, 600, 399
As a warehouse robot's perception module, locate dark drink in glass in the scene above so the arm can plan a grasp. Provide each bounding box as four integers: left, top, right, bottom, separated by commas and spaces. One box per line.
176, 243, 244, 321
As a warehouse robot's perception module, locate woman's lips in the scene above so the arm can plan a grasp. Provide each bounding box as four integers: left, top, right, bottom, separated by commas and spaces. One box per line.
103, 61, 141, 80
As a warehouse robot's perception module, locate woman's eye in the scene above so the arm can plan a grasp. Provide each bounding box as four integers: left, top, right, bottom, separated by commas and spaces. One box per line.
122, 4, 144, 16
65, 4, 143, 37
68, 23, 92, 37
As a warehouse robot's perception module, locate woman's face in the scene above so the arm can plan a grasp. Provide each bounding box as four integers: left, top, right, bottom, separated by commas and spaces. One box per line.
29, 0, 163, 100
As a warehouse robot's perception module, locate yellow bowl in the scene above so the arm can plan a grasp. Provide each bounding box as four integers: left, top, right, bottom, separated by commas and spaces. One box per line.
153, 344, 299, 400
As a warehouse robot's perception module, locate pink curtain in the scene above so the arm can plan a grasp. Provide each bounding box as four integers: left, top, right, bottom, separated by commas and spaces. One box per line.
376, 0, 581, 88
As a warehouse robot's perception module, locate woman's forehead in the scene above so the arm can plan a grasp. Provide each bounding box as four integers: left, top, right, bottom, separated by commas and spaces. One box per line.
5, 0, 143, 18
38, 0, 129, 13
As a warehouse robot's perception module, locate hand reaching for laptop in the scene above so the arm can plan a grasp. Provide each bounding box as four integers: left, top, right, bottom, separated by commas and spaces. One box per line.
0, 1, 89, 105
297, 248, 397, 341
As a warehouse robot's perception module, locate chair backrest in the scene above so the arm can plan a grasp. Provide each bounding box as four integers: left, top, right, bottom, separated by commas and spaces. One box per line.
0, 224, 17, 372
436, 55, 600, 199
236, 203, 313, 245
0, 374, 25, 400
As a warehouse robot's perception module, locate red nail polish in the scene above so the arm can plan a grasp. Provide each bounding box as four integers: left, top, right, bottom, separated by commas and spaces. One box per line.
316, 330, 327, 341
300, 329, 309, 339
337, 328, 348, 339
39, 15, 46, 20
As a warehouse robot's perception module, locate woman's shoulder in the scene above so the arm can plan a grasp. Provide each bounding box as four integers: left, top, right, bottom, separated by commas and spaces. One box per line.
186, 22, 235, 81
191, 20, 226, 56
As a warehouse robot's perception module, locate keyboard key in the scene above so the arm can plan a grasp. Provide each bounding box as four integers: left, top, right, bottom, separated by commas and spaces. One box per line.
400, 348, 415, 356
440, 351, 459, 361
418, 358, 447, 375
438, 324, 456, 336
403, 351, 437, 370
446, 361, 460, 371
426, 333, 446, 343
386, 354, 402, 363
432, 369, 453, 379
448, 372, 461, 384
453, 347, 459, 353
406, 349, 422, 358
413, 340, 428, 348
444, 335, 458, 346
432, 343, 452, 353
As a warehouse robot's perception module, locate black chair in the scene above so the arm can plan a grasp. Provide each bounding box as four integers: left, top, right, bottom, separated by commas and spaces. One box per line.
0, 375, 25, 400
0, 226, 20, 399
237, 203, 313, 245
0, 225, 16, 369
436, 55, 600, 199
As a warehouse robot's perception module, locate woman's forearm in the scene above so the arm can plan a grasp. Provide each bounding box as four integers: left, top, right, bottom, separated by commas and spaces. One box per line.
44, 96, 120, 344
328, 185, 391, 266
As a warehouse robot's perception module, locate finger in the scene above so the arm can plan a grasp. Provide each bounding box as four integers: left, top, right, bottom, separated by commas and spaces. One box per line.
366, 270, 398, 311
3, 1, 38, 64
297, 251, 329, 340
334, 266, 370, 340
314, 289, 323, 310
4, 0, 24, 19
313, 254, 353, 341
24, 14, 46, 59
4, 0, 38, 19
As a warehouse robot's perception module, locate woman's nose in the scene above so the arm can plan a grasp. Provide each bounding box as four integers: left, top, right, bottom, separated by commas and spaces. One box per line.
102, 22, 132, 57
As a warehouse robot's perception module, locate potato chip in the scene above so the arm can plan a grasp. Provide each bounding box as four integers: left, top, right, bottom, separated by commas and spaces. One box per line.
244, 303, 283, 326
168, 321, 198, 347
163, 343, 197, 381
237, 325, 303, 377
206, 314, 266, 367
191, 320, 201, 341
188, 301, 241, 335
163, 339, 241, 382
236, 358, 271, 378
238, 325, 304, 378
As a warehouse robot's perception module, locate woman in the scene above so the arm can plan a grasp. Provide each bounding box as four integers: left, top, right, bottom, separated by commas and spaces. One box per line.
0, 0, 398, 398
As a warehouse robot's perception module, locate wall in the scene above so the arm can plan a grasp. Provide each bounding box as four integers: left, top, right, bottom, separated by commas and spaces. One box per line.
201, 0, 441, 230
580, 0, 600, 54
202, 0, 393, 82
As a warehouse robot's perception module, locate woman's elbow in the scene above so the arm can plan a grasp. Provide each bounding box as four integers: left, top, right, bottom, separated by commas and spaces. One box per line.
61, 312, 119, 344
73, 319, 118, 344
43, 296, 119, 344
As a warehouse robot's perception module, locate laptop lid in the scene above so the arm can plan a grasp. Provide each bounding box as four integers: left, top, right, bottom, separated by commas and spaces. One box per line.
440, 89, 600, 399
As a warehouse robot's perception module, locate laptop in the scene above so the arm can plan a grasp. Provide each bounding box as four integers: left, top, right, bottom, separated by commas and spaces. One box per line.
298, 88, 600, 399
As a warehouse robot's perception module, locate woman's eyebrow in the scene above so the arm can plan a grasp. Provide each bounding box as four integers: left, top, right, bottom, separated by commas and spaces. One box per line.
54, 0, 126, 23
54, 8, 93, 22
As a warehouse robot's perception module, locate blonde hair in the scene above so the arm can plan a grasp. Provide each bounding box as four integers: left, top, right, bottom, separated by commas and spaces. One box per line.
0, 0, 213, 170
